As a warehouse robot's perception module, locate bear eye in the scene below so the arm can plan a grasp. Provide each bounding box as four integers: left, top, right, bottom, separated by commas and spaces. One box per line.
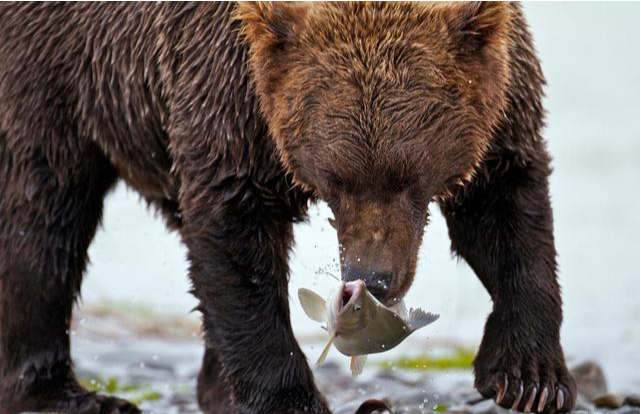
352, 305, 362, 312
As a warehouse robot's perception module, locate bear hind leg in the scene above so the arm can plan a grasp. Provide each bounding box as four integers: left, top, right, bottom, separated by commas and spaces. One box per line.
0, 135, 138, 414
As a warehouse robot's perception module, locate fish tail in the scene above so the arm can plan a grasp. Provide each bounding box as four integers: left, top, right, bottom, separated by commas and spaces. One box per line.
408, 308, 440, 331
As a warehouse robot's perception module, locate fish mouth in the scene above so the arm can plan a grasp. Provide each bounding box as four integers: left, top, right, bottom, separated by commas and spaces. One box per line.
337, 280, 365, 314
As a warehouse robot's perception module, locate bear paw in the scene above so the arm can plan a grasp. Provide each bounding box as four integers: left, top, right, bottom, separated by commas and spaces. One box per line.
2, 389, 140, 414
60, 393, 141, 414
473, 344, 577, 413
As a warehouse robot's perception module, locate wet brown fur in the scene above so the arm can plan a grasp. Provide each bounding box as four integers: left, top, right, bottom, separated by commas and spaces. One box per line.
0, 2, 575, 414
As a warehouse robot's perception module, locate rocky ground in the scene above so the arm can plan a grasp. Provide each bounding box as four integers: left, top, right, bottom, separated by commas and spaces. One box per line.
27, 307, 640, 414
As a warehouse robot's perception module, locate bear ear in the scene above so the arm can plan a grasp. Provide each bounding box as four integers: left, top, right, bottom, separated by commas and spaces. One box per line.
444, 1, 510, 57
234, 2, 310, 139
235, 2, 307, 54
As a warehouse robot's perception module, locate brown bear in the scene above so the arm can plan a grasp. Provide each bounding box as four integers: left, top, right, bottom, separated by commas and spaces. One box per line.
0, 2, 576, 414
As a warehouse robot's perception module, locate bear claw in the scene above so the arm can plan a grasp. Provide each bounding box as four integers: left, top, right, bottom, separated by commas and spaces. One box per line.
512, 382, 524, 410
495, 374, 508, 404
556, 389, 565, 411
537, 386, 550, 412
487, 375, 573, 414
524, 386, 538, 412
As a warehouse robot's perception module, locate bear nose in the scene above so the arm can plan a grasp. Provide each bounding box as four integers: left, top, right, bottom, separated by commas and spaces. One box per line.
342, 267, 393, 302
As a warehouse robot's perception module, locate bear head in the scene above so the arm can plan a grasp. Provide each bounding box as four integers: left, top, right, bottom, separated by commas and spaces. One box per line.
238, 1, 511, 305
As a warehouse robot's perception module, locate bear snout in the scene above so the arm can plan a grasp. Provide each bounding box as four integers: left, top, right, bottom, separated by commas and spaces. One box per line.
342, 266, 393, 303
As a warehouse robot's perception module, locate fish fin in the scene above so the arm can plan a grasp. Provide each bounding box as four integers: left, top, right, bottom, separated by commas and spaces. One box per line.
316, 332, 336, 366
407, 308, 439, 331
298, 288, 327, 323
350, 355, 367, 378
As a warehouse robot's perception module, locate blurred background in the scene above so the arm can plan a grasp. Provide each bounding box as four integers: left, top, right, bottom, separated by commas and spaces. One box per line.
78, 1, 640, 395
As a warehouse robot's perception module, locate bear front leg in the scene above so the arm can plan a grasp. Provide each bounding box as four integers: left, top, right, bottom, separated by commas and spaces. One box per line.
197, 346, 234, 414
440, 150, 576, 413
178, 173, 329, 414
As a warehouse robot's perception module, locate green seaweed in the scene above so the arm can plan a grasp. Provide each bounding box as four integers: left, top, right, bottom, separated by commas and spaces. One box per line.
78, 376, 162, 403
78, 377, 107, 392
379, 348, 475, 371
105, 377, 119, 393
130, 391, 162, 404
432, 404, 449, 412
120, 383, 144, 392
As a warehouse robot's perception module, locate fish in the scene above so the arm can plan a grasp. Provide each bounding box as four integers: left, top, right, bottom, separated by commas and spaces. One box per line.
298, 280, 439, 377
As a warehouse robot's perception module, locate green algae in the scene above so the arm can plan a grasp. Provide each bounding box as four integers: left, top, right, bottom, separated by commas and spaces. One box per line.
78, 376, 162, 403
379, 348, 475, 371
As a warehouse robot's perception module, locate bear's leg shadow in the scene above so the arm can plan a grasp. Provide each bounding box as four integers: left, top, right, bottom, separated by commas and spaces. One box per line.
439, 144, 577, 414
0, 133, 138, 414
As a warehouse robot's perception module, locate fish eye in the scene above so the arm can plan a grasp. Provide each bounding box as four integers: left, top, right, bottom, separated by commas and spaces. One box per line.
352, 305, 362, 312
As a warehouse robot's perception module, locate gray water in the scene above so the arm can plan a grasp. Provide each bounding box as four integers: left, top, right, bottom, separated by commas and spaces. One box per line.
81, 2, 640, 393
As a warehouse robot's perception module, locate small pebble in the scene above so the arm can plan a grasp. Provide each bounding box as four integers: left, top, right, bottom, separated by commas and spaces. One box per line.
625, 395, 641, 407
593, 393, 626, 409
571, 360, 608, 400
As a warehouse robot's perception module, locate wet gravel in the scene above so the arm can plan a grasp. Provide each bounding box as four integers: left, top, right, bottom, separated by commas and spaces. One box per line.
24, 311, 638, 414
67, 336, 640, 414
